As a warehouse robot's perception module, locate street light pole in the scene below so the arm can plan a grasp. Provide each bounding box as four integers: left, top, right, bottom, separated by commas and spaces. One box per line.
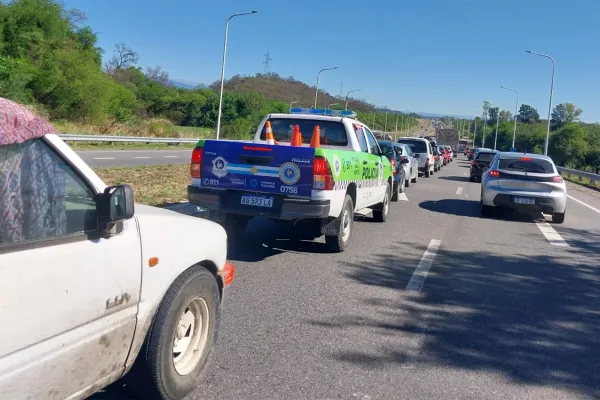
500, 85, 519, 150
526, 50, 555, 155
289, 100, 299, 111
216, 10, 258, 140
314, 66, 338, 109
482, 110, 487, 148
384, 110, 389, 131
494, 111, 500, 150
327, 103, 339, 110
344, 89, 361, 110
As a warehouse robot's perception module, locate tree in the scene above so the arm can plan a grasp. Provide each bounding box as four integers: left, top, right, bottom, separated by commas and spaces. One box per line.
104, 43, 138, 75
548, 124, 588, 168
499, 109, 512, 122
482, 101, 490, 120
517, 104, 540, 123
488, 107, 499, 124
551, 103, 582, 130
585, 149, 600, 175
145, 65, 169, 86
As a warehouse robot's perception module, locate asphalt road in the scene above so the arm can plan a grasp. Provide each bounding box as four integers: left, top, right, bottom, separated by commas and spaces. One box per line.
76, 149, 192, 167
92, 156, 600, 400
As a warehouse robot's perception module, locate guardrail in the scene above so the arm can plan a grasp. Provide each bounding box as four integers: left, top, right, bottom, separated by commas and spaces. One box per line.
557, 166, 599, 186
59, 134, 200, 144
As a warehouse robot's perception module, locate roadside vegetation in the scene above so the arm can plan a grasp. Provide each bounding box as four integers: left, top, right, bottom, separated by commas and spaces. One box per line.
0, 0, 416, 143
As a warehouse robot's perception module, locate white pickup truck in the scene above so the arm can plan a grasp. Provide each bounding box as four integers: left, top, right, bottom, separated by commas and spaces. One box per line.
0, 98, 234, 400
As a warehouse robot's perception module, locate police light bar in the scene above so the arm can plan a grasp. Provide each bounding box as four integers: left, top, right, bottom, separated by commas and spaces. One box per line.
289, 108, 357, 118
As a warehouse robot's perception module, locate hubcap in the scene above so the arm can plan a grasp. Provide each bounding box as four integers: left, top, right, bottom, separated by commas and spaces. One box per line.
383, 189, 389, 215
341, 207, 351, 242
173, 297, 210, 376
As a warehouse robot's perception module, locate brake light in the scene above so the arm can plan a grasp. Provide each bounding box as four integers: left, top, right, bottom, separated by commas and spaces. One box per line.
472, 160, 476, 165
553, 176, 564, 183
425, 157, 430, 164
313, 156, 334, 190
190, 147, 203, 178
520, 157, 531, 161
489, 170, 500, 178
434, 156, 438, 161
400, 156, 408, 161
390, 157, 396, 176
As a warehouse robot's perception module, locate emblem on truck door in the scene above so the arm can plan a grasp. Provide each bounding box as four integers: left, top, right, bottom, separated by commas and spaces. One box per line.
212, 156, 228, 178
279, 162, 301, 185
332, 154, 341, 178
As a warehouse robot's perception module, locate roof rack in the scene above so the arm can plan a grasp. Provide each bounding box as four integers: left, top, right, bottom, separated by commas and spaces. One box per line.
289, 107, 357, 118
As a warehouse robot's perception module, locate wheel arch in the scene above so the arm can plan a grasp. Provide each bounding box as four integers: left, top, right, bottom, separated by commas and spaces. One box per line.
346, 182, 357, 210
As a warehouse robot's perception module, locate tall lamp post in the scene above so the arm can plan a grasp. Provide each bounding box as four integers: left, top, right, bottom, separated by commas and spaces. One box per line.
500, 85, 519, 150
216, 10, 258, 140
289, 100, 299, 111
344, 89, 361, 110
314, 66, 338, 108
328, 103, 339, 110
526, 50, 555, 155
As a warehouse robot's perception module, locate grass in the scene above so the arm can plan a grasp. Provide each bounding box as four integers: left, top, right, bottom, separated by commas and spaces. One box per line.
563, 175, 600, 192
70, 142, 197, 151
95, 165, 189, 206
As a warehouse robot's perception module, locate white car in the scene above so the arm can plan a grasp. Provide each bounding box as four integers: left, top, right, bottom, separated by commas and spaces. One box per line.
0, 97, 234, 400
396, 137, 435, 177
480, 152, 567, 223
396, 143, 419, 186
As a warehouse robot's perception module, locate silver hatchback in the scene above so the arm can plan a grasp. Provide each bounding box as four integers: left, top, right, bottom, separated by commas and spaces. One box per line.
480, 152, 567, 223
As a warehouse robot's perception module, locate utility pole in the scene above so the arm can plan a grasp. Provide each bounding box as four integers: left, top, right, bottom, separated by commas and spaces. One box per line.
263, 50, 272, 75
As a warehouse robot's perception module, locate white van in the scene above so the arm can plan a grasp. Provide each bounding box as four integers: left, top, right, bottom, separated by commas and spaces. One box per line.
396, 137, 435, 177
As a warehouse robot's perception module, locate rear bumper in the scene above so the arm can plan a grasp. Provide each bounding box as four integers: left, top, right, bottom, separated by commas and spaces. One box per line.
188, 185, 331, 220
481, 184, 567, 214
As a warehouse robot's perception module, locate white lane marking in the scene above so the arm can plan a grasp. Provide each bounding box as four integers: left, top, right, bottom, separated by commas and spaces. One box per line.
134, 156, 151, 159
536, 222, 570, 247
164, 155, 179, 158
406, 239, 442, 292
397, 192, 409, 201
93, 157, 115, 160
568, 195, 600, 215
456, 187, 463, 195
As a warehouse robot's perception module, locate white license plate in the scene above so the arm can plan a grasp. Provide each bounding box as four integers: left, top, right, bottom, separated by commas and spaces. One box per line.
240, 195, 273, 207
514, 197, 535, 205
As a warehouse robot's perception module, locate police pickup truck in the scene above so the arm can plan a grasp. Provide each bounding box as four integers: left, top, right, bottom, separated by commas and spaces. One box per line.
188, 108, 397, 252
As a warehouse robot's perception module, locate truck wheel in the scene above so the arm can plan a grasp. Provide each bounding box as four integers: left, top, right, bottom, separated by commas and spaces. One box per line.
411, 172, 418, 184
127, 267, 220, 400
373, 183, 390, 222
391, 182, 399, 202
325, 194, 353, 252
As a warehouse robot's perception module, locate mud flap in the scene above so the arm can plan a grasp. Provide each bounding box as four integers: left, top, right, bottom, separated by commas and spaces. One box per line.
320, 216, 339, 236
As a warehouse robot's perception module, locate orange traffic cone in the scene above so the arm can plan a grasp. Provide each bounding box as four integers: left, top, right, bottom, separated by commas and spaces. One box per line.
265, 121, 275, 145
310, 125, 321, 148
290, 125, 302, 147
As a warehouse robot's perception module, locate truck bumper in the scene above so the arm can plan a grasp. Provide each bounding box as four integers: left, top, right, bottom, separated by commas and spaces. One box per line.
188, 185, 330, 220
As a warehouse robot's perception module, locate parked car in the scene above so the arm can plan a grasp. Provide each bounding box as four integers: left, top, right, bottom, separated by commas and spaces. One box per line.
379, 141, 409, 201
470, 149, 498, 182
432, 146, 443, 172
396, 143, 419, 187
397, 137, 435, 177
480, 152, 567, 223
0, 97, 235, 400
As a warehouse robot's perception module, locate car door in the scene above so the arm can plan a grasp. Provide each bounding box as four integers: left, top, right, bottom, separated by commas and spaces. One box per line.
352, 125, 371, 209
0, 138, 142, 399
404, 145, 418, 179
363, 127, 387, 204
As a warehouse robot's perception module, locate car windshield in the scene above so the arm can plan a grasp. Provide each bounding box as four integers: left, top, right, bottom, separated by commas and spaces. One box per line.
499, 158, 555, 173
261, 118, 348, 146
476, 152, 496, 162
397, 140, 427, 153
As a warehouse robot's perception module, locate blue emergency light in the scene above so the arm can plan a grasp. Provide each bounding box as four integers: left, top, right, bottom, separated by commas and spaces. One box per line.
289, 107, 357, 118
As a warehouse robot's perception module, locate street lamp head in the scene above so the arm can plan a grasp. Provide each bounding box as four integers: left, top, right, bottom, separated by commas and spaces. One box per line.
525, 50, 531, 53
251, 10, 258, 13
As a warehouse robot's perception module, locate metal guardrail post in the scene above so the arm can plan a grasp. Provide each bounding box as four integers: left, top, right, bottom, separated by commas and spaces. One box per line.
557, 166, 599, 186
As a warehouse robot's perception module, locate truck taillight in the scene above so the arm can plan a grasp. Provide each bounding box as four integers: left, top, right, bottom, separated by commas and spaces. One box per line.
313, 156, 334, 190
190, 147, 203, 178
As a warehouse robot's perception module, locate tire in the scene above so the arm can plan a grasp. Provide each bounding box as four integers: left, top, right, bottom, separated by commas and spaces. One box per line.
373, 183, 390, 222
127, 267, 220, 400
325, 194, 353, 252
398, 177, 405, 193
425, 169, 430, 178
480, 199, 493, 218
391, 182, 399, 202
405, 177, 410, 188
411, 172, 418, 184
552, 211, 565, 224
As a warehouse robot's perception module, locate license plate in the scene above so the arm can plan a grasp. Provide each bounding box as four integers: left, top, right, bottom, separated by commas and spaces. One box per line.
514, 197, 535, 205
240, 195, 273, 208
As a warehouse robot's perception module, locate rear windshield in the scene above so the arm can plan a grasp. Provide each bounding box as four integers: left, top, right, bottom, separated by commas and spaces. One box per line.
397, 139, 427, 153
475, 152, 497, 162
499, 158, 554, 173
379, 143, 396, 158
260, 118, 348, 146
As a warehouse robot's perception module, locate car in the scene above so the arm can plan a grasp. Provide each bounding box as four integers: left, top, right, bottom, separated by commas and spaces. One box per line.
0, 97, 235, 400
396, 143, 419, 187
379, 141, 409, 201
468, 146, 483, 161
397, 137, 435, 178
445, 146, 454, 162
438, 146, 449, 166
432, 146, 443, 172
480, 152, 567, 223
470, 149, 497, 182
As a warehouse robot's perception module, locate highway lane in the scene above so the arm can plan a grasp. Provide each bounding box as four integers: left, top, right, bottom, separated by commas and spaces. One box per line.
92, 157, 600, 400
76, 149, 192, 168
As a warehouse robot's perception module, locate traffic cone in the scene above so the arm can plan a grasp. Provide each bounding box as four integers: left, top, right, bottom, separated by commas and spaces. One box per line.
265, 121, 275, 145
310, 125, 321, 148
290, 125, 302, 147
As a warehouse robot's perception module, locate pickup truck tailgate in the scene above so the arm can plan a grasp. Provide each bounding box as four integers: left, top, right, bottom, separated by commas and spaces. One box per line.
201, 140, 315, 197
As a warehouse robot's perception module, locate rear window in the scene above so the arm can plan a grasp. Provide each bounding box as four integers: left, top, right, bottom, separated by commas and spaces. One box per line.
379, 143, 396, 158
397, 139, 427, 153
475, 152, 497, 162
498, 158, 555, 173
261, 118, 348, 146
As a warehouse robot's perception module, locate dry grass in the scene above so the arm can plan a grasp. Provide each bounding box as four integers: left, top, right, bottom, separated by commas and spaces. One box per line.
52, 119, 214, 139
95, 165, 189, 206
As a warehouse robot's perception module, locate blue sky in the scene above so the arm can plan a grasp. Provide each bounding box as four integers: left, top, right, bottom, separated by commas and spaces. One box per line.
65, 0, 600, 122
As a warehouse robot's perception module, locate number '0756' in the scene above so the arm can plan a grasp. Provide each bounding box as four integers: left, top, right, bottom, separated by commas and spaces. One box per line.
280, 186, 298, 194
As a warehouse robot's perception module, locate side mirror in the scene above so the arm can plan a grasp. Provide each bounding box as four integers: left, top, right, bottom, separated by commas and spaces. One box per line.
401, 158, 410, 164
97, 184, 135, 225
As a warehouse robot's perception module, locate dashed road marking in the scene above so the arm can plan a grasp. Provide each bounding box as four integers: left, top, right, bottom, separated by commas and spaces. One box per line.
456, 187, 463, 195
568, 195, 600, 215
397, 192, 409, 201
406, 239, 442, 292
164, 155, 179, 158
93, 157, 115, 160
536, 222, 570, 247
134, 156, 151, 159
